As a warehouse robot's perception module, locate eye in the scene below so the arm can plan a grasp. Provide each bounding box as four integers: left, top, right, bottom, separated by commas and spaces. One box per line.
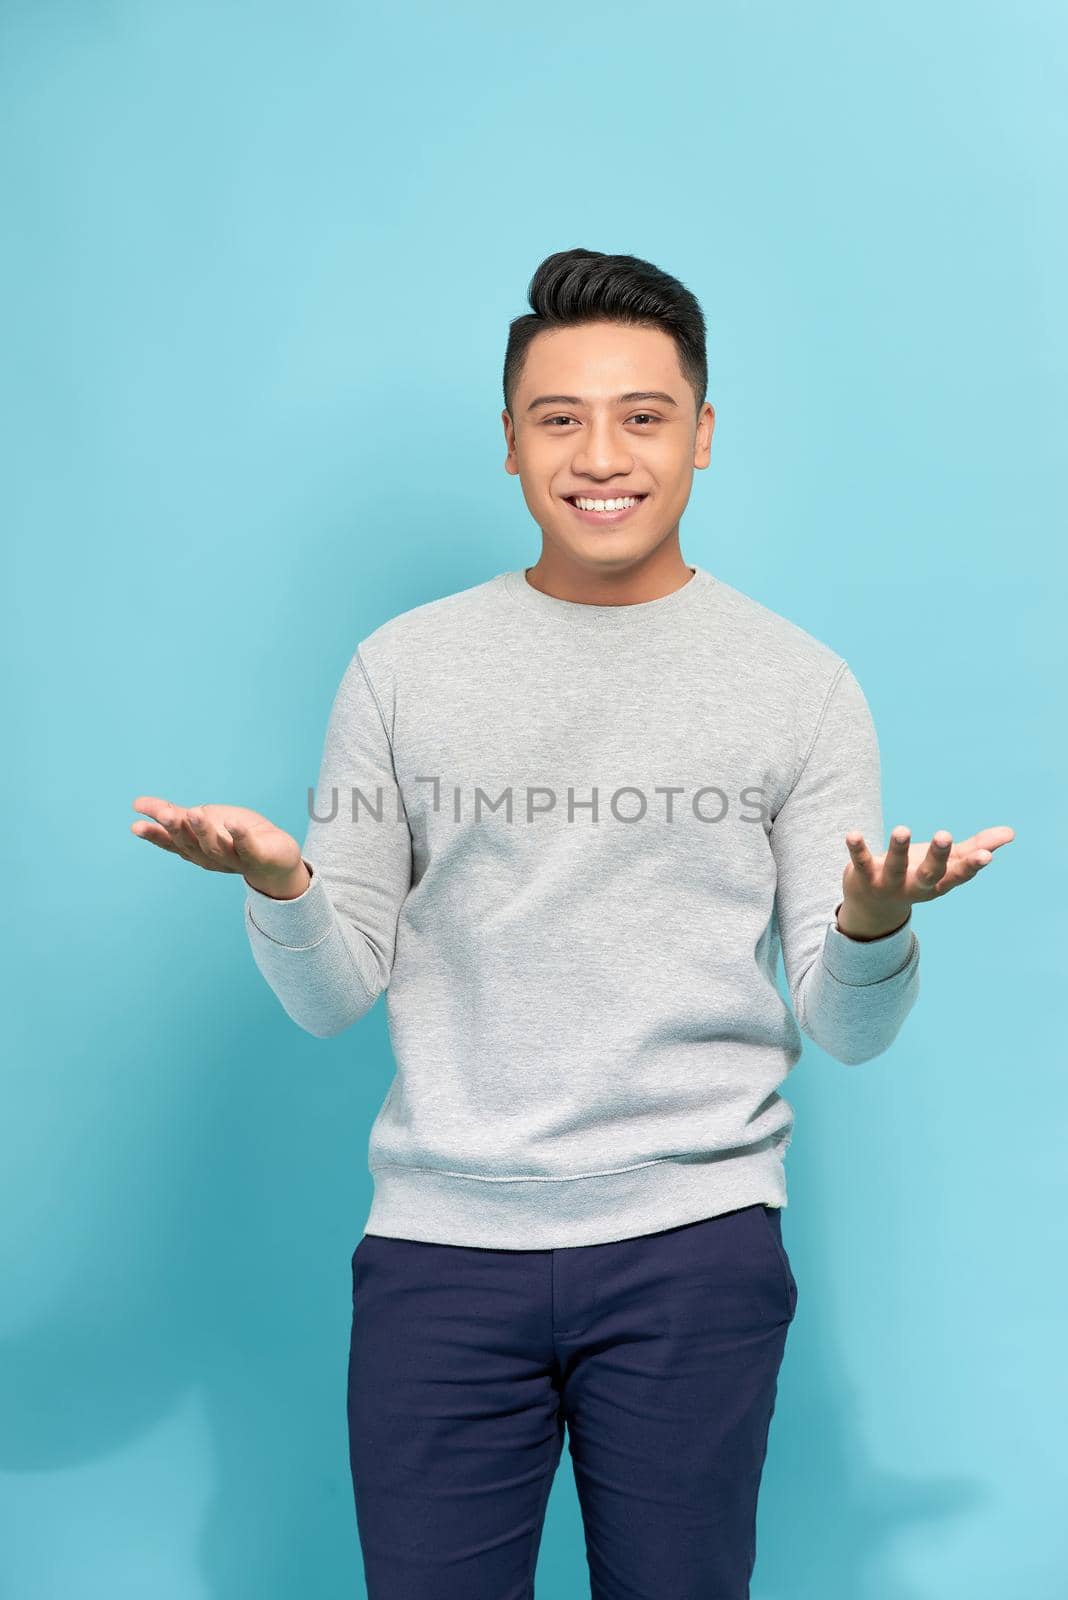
542, 413, 661, 427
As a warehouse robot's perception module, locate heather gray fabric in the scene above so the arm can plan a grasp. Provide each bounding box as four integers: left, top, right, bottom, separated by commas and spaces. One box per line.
245, 565, 920, 1248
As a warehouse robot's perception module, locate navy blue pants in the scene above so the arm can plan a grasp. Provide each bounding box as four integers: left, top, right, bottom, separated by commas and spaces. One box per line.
347, 1203, 798, 1599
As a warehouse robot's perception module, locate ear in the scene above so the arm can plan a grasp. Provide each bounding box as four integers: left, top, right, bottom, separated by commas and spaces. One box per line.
693, 401, 715, 470
502, 409, 520, 476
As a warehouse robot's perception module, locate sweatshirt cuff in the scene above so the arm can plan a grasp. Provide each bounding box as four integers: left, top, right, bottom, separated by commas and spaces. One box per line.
821, 909, 917, 986
244, 861, 336, 949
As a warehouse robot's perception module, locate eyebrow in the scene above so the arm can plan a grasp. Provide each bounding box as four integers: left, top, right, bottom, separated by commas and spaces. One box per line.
525, 390, 680, 413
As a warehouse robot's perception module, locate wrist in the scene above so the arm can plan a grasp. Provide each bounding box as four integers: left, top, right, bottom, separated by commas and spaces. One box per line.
244, 860, 313, 901
834, 899, 911, 942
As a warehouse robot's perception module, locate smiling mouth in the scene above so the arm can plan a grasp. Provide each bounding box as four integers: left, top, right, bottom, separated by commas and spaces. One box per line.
564, 494, 648, 523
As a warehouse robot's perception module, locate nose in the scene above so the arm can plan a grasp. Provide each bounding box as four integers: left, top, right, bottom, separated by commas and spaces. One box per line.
570, 415, 635, 480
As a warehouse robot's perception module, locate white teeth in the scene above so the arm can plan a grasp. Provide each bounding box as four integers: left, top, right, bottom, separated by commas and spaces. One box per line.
572, 496, 641, 512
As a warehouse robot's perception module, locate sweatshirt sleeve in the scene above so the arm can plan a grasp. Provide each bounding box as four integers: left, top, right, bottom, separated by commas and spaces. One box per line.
769, 660, 920, 1066
243, 647, 413, 1039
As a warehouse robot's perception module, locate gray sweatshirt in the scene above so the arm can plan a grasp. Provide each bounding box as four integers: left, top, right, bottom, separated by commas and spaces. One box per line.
244, 565, 920, 1248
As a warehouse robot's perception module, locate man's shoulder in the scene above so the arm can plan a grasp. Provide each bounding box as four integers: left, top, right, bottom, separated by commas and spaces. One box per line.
705, 574, 846, 681
355, 571, 509, 673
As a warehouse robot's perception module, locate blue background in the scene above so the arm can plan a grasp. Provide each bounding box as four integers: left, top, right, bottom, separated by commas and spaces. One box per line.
3, 2, 1064, 1596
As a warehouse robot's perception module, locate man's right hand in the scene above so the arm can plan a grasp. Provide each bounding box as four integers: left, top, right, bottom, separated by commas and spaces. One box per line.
130, 796, 311, 900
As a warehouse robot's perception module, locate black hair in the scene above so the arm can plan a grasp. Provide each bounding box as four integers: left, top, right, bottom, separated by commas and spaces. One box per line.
503, 248, 708, 421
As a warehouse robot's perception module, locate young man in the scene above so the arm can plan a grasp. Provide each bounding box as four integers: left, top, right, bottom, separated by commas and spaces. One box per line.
131, 248, 1014, 1599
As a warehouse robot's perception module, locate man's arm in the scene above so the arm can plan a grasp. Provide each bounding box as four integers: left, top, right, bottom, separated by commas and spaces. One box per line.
244, 647, 413, 1038
769, 661, 920, 1066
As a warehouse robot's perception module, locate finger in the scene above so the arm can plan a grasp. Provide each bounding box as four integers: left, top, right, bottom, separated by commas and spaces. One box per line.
152, 803, 207, 861
187, 806, 239, 870
131, 820, 183, 855
186, 806, 230, 859
132, 795, 180, 824
934, 849, 991, 894
950, 825, 1015, 857
167, 811, 201, 852
217, 810, 250, 854
132, 797, 211, 865
882, 826, 911, 890
914, 831, 953, 890
845, 832, 879, 888
972, 825, 1015, 852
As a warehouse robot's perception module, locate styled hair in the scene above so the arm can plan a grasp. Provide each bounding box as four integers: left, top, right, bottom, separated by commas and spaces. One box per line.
503, 248, 708, 420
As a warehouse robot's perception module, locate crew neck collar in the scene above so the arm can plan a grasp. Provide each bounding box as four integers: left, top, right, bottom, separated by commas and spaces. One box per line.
500, 564, 713, 627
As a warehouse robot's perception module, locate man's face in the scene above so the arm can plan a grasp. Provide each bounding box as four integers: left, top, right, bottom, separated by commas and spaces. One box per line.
502, 320, 714, 571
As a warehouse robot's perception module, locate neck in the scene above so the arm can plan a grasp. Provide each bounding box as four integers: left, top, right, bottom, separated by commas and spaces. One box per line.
524, 538, 694, 607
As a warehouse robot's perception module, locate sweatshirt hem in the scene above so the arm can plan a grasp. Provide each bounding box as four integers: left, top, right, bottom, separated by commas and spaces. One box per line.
362, 1148, 789, 1249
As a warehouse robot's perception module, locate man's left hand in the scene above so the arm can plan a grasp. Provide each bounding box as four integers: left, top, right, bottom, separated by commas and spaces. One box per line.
835, 824, 1016, 941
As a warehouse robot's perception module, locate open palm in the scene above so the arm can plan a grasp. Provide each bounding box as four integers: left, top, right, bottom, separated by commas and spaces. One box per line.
838, 823, 1015, 936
